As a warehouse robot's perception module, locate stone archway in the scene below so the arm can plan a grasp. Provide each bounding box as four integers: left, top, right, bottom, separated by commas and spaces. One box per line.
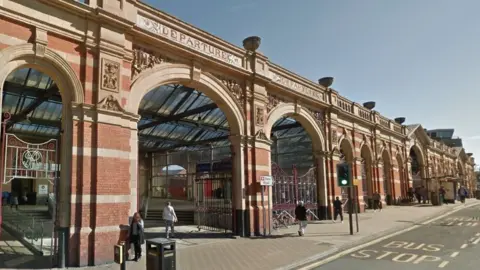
0, 43, 85, 265
128, 63, 245, 136
457, 160, 465, 183
360, 144, 374, 198
264, 103, 325, 150
265, 102, 327, 218
396, 153, 406, 197
381, 149, 393, 203
129, 63, 247, 234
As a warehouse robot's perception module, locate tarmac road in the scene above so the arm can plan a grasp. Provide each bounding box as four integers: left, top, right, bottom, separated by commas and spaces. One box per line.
312, 203, 480, 270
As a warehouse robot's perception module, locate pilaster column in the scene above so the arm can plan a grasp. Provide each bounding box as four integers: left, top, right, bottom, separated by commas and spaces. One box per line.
229, 135, 247, 236
314, 151, 329, 219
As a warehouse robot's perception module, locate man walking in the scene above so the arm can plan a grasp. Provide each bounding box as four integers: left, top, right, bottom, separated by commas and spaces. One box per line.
163, 202, 178, 238
333, 196, 343, 223
295, 201, 307, 236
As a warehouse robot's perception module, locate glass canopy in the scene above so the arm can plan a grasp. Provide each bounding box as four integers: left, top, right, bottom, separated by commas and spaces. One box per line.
2, 68, 61, 139
1, 68, 313, 154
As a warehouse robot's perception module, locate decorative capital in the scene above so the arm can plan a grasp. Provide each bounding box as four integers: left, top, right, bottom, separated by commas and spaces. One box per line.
97, 95, 124, 113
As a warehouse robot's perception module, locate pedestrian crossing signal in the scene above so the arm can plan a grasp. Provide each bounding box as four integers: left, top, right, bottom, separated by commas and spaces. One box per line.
337, 163, 351, 187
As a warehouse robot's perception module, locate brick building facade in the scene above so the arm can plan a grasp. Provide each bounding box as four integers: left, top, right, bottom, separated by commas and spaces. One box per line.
0, 0, 476, 266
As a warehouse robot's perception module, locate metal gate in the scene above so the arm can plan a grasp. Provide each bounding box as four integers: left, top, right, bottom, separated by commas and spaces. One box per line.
0, 131, 60, 264
271, 162, 318, 224
194, 160, 233, 232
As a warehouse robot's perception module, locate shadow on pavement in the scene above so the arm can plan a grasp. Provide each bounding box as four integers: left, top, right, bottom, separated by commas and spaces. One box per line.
145, 231, 236, 239
0, 254, 51, 269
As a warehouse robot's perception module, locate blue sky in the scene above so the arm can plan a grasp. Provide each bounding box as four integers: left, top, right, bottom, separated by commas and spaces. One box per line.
144, 0, 480, 160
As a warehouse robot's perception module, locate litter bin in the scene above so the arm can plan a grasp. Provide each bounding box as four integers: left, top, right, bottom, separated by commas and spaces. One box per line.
146, 238, 176, 270
430, 192, 440, 206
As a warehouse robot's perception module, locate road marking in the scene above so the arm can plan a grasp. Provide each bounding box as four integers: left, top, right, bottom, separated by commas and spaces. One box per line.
297, 202, 480, 270
450, 252, 459, 258
446, 222, 454, 226
472, 238, 480, 245
460, 244, 468, 249
457, 222, 463, 226
476, 233, 480, 237
438, 261, 449, 268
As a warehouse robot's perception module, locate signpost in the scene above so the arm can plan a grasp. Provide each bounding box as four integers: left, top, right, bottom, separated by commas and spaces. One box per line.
260, 176, 273, 236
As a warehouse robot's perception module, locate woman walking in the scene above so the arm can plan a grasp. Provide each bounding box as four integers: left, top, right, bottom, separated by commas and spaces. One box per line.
128, 212, 145, 261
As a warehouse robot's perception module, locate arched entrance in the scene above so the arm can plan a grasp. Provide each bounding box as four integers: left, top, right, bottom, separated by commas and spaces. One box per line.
396, 153, 406, 197
382, 150, 393, 205
410, 145, 426, 188
360, 144, 374, 207
129, 64, 245, 235
339, 137, 354, 198
457, 160, 465, 186
265, 103, 327, 224
0, 44, 84, 267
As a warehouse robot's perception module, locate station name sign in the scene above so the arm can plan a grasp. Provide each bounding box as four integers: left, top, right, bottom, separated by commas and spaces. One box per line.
270, 71, 324, 102
137, 15, 243, 68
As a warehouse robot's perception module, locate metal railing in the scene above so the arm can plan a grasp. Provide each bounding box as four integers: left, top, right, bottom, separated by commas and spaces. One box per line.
3, 207, 45, 252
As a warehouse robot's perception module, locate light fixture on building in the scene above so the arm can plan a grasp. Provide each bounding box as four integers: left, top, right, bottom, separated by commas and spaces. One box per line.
318, 77, 334, 88
394, 117, 406, 124
363, 101, 376, 110
243, 36, 261, 52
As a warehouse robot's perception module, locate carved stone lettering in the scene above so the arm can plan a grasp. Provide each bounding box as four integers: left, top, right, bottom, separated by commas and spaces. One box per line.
98, 95, 123, 112
101, 59, 120, 92
137, 15, 242, 67
255, 106, 264, 126
270, 71, 324, 101
132, 48, 173, 79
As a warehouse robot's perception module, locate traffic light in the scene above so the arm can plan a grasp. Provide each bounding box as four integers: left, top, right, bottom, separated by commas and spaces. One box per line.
337, 163, 351, 187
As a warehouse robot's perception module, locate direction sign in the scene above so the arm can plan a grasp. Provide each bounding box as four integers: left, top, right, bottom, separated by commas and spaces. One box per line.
260, 176, 273, 186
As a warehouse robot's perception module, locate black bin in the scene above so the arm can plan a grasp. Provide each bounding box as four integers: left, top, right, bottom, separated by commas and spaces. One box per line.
146, 238, 176, 270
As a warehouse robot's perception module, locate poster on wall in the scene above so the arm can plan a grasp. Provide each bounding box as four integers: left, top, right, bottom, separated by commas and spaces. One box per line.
38, 184, 48, 195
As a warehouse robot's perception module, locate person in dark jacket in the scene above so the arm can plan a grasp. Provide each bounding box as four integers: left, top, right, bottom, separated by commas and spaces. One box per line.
128, 212, 145, 261
439, 186, 447, 205
333, 197, 343, 223
295, 201, 307, 236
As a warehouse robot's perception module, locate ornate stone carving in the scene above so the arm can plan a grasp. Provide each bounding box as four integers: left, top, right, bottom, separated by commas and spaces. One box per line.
101, 59, 120, 92
254, 129, 269, 141
255, 106, 265, 126
267, 93, 283, 113
307, 108, 324, 124
216, 76, 245, 111
97, 95, 123, 112
331, 129, 338, 146
132, 48, 173, 79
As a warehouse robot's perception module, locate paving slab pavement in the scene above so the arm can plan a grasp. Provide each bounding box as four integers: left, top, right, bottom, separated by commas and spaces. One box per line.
4, 200, 479, 270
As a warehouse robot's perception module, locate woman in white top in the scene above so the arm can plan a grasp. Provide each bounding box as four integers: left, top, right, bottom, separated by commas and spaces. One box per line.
163, 202, 177, 238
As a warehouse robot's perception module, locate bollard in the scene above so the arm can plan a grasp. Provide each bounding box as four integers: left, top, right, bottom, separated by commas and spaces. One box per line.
114, 241, 126, 270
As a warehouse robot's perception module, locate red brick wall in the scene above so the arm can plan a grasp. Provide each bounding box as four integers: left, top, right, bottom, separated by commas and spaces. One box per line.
70, 119, 133, 266
245, 146, 271, 235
